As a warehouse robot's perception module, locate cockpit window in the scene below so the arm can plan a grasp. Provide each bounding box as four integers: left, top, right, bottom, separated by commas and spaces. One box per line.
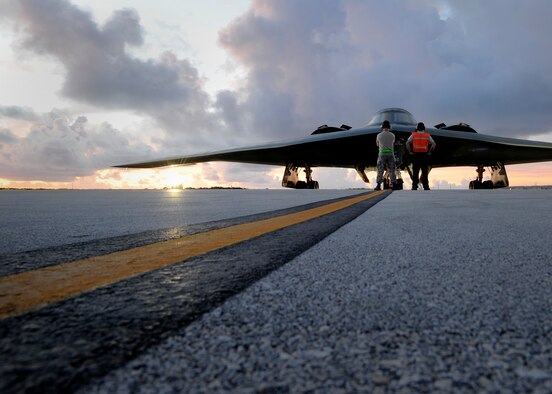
367, 108, 416, 126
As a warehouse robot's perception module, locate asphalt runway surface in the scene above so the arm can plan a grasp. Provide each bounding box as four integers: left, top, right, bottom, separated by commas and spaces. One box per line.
0, 189, 362, 255
2, 190, 552, 393
0, 190, 388, 393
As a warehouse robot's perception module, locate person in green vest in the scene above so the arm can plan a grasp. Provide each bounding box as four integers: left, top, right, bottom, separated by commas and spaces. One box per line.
374, 120, 397, 190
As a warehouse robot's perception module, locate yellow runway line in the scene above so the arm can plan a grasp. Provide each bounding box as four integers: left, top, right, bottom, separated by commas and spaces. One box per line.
0, 191, 386, 319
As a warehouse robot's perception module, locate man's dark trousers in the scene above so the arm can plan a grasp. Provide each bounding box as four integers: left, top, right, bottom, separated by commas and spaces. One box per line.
412, 153, 430, 190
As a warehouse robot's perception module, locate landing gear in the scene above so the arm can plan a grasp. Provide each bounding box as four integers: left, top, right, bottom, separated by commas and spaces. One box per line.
282, 164, 319, 189
355, 166, 370, 183
383, 174, 403, 190
491, 162, 509, 188
469, 180, 494, 189
469, 163, 509, 189
469, 166, 491, 189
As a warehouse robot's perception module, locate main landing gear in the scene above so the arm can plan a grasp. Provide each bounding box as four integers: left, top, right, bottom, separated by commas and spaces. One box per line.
469, 163, 509, 189
384, 177, 403, 190
282, 164, 319, 189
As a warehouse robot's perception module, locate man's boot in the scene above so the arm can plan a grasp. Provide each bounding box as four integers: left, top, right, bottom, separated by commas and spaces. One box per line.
374, 183, 381, 191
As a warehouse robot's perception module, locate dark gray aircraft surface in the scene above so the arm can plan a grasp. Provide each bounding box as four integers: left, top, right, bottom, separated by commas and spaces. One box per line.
116, 108, 552, 189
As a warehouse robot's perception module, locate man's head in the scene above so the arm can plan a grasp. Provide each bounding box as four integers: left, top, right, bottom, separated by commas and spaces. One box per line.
381, 120, 391, 130
416, 122, 426, 131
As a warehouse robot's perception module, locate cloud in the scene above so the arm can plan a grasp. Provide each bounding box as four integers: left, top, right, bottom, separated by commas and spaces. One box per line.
0, 105, 42, 122
12, 1, 179, 111
8, 0, 552, 141
218, 0, 552, 137
5, 0, 220, 153
0, 128, 17, 144
418, 1, 552, 133
0, 112, 152, 181
218, 0, 359, 138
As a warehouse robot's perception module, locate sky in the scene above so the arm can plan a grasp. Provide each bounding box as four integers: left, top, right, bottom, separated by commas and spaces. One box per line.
1, 0, 552, 190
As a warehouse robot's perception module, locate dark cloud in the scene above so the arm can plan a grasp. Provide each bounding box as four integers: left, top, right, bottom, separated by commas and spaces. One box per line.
219, 0, 552, 137
219, 0, 359, 138
12, 1, 181, 111
0, 128, 17, 144
416, 0, 552, 134
0, 105, 42, 122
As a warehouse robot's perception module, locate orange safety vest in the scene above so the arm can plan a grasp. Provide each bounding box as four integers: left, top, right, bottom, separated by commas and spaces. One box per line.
411, 132, 431, 153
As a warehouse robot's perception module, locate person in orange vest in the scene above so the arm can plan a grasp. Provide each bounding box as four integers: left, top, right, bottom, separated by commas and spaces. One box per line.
374, 120, 397, 190
406, 122, 436, 190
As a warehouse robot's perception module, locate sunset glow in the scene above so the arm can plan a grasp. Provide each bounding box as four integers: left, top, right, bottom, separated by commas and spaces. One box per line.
2, 162, 552, 190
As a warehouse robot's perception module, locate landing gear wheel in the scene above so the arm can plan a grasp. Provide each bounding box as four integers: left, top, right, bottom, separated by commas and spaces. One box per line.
307, 180, 319, 189
482, 180, 494, 189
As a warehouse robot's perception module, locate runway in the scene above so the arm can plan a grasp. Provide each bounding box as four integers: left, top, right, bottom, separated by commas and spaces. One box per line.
0, 190, 388, 392
1, 190, 552, 392
0, 192, 386, 319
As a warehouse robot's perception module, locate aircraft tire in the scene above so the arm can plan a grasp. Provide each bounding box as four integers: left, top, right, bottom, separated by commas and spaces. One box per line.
305, 181, 319, 189
482, 180, 494, 189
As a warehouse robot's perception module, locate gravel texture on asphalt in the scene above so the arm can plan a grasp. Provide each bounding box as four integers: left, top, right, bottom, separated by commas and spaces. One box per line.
82, 190, 552, 393
0, 191, 388, 393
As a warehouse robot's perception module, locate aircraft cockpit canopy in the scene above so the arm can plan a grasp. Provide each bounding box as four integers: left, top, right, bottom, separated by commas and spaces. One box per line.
367, 108, 417, 127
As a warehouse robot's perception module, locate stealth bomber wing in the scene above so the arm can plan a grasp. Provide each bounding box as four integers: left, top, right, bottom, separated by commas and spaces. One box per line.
116, 108, 552, 189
